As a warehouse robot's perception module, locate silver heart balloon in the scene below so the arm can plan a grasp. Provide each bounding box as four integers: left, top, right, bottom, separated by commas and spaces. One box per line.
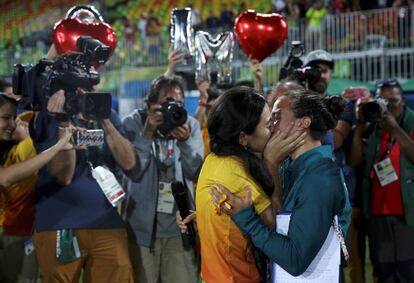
195, 31, 234, 85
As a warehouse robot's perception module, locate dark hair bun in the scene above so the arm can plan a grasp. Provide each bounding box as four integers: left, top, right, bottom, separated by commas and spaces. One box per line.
323, 96, 345, 122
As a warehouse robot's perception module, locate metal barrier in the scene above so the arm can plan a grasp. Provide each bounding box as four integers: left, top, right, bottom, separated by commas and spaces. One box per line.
234, 48, 414, 88
261, 5, 413, 59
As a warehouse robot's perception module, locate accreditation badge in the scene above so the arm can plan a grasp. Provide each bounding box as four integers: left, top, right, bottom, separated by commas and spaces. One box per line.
91, 165, 125, 207
373, 157, 399, 187
156, 182, 174, 214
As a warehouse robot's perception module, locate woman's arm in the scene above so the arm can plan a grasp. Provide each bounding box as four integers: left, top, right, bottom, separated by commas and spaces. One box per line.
0, 127, 74, 189
212, 173, 343, 276
259, 205, 275, 229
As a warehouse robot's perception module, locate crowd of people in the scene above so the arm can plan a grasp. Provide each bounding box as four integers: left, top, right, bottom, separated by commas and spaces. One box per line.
0, 0, 412, 75
1, 6, 414, 283
114, 0, 414, 66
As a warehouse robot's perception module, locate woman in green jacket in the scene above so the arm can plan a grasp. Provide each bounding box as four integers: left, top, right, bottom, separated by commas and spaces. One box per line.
212, 90, 351, 276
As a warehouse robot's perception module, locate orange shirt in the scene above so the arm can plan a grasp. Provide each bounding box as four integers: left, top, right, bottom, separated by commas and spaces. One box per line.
0, 137, 37, 236
196, 153, 271, 283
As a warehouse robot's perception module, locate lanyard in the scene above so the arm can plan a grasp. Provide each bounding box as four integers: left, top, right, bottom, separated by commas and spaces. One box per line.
332, 219, 349, 261
374, 109, 405, 162
375, 136, 396, 162
152, 138, 175, 177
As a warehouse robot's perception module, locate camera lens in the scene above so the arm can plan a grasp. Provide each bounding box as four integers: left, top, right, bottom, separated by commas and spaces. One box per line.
362, 101, 382, 123
168, 104, 187, 127
157, 100, 188, 137
291, 45, 304, 58
304, 67, 322, 84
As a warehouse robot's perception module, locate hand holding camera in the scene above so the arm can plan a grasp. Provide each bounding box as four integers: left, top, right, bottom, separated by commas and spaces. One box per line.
143, 98, 188, 139
143, 104, 164, 138
171, 124, 190, 142
377, 110, 400, 133
47, 89, 66, 114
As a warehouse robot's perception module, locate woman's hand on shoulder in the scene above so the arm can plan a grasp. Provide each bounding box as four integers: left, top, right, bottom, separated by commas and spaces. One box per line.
210, 182, 252, 215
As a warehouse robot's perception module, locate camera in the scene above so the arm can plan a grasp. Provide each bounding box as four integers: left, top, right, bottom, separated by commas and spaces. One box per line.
157, 98, 188, 137
279, 41, 322, 86
12, 36, 111, 120
76, 36, 110, 65
361, 97, 389, 123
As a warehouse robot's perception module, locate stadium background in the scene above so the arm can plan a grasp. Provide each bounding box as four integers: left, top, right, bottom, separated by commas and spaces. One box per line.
0, 0, 413, 116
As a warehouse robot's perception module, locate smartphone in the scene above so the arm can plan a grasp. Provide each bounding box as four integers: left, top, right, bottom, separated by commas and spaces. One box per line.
74, 129, 104, 147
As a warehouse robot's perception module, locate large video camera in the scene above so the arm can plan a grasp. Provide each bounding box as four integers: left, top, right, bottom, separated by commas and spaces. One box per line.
361, 97, 389, 123
157, 98, 188, 137
279, 41, 322, 86
12, 36, 112, 120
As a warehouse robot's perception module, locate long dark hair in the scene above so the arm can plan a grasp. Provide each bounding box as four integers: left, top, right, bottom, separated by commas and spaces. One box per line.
0, 93, 17, 164
288, 90, 345, 140
208, 86, 272, 282
208, 86, 274, 197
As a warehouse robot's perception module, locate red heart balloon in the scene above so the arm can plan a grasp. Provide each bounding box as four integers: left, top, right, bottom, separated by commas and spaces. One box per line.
53, 17, 117, 58
234, 10, 288, 62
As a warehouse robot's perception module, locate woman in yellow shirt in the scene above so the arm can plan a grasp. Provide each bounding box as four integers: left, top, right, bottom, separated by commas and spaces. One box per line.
196, 87, 276, 283
0, 93, 75, 282
0, 94, 74, 189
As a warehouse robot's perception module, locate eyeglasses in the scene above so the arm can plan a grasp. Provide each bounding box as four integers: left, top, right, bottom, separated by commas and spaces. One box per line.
375, 79, 401, 89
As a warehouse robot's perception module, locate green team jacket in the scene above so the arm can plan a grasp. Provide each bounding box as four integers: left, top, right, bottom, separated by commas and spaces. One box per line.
232, 145, 351, 276
362, 107, 414, 227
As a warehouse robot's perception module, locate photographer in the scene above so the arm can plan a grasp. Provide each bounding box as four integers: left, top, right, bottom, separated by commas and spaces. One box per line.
304, 50, 357, 150
29, 86, 137, 282
122, 74, 203, 283
349, 79, 414, 283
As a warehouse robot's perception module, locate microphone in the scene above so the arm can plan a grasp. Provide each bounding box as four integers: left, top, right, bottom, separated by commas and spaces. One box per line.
171, 181, 196, 238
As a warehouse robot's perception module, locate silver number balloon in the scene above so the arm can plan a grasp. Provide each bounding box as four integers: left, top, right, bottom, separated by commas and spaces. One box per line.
195, 31, 234, 85
170, 8, 195, 63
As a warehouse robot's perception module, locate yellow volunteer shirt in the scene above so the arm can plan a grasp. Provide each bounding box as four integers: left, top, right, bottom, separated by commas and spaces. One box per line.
201, 126, 210, 158
0, 137, 37, 236
196, 153, 271, 283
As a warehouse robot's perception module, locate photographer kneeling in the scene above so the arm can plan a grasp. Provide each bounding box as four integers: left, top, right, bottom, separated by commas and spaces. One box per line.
349, 79, 414, 283
30, 86, 137, 282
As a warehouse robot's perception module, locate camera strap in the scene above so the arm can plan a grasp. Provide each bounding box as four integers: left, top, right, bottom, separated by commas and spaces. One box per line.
375, 137, 396, 163
374, 109, 406, 162
152, 138, 175, 175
